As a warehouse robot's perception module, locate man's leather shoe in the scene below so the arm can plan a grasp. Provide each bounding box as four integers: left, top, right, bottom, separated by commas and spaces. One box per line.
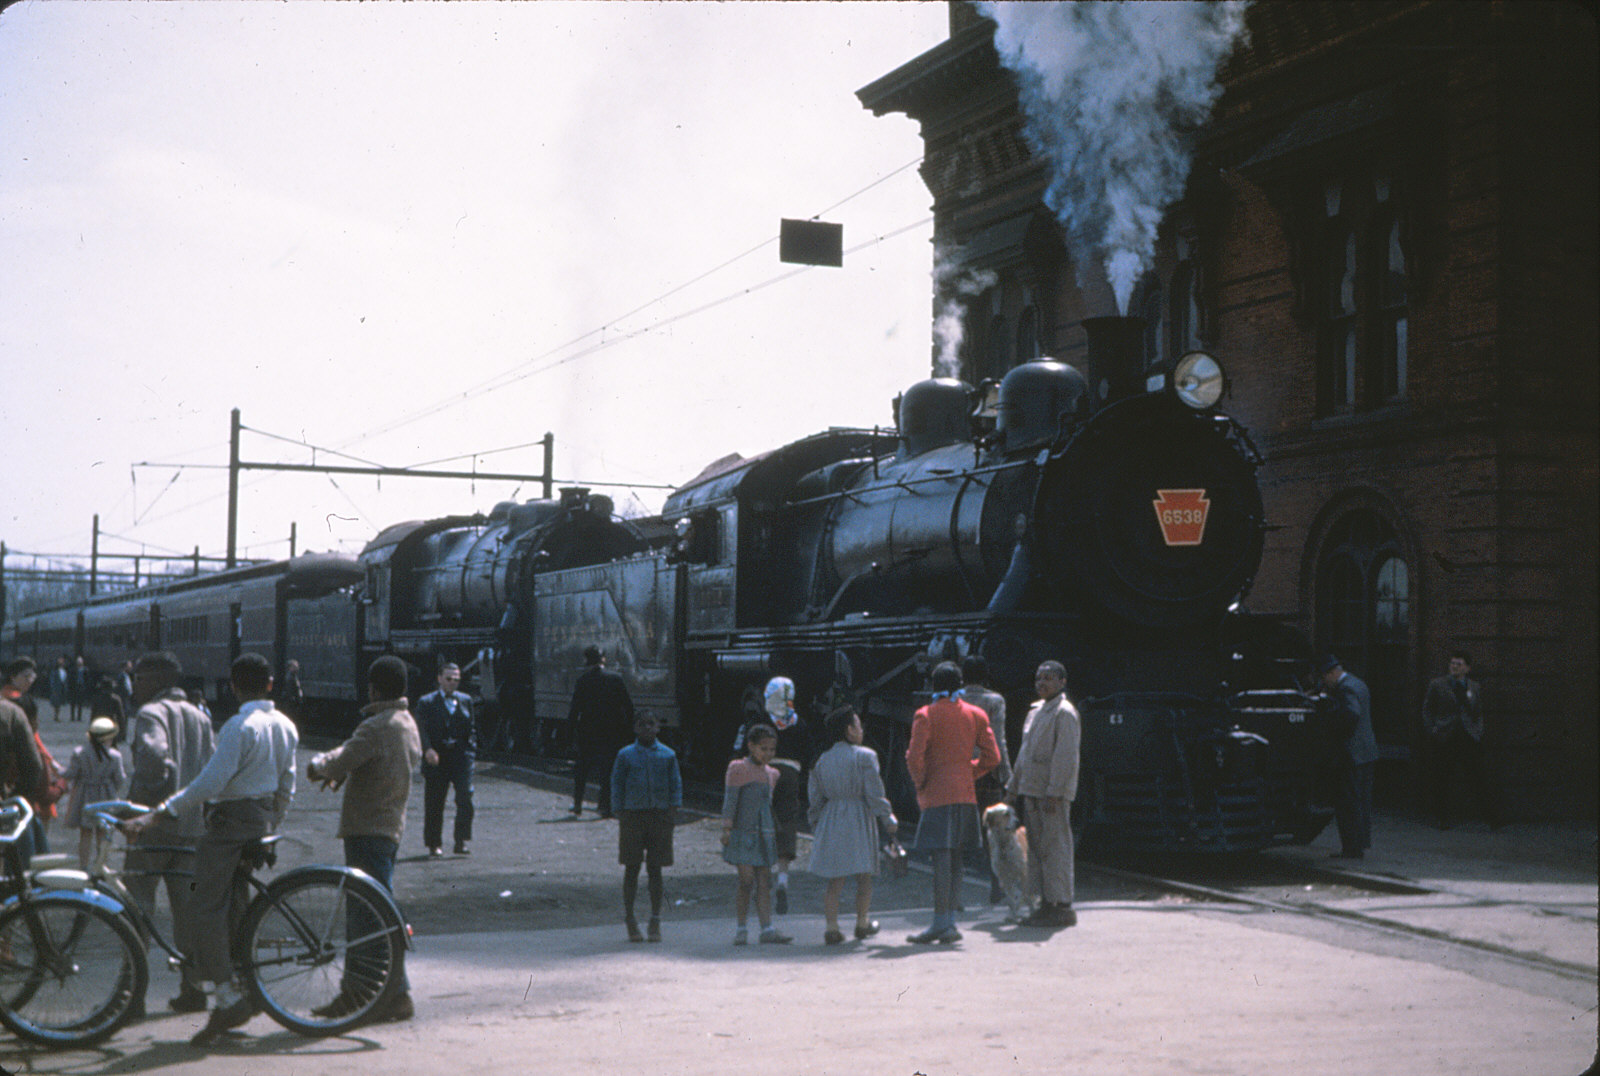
454, 841, 469, 855
1021, 904, 1059, 927
190, 997, 255, 1045
311, 992, 362, 1020
169, 986, 208, 1013
375, 992, 414, 1022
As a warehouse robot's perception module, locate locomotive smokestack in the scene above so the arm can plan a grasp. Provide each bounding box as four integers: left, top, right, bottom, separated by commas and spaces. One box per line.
1082, 316, 1147, 406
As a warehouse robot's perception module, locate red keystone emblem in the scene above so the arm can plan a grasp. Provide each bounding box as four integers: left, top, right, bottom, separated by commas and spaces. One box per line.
1153, 489, 1210, 547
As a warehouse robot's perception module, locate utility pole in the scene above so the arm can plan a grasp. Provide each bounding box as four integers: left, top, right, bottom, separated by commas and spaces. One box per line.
223, 410, 561, 558
90, 514, 100, 596
542, 433, 554, 500
227, 408, 241, 569
289, 522, 297, 558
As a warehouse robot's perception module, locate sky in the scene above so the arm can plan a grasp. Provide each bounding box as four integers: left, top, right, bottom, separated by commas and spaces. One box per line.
0, 0, 947, 581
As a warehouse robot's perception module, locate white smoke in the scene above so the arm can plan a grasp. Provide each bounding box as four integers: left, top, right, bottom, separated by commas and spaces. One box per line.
978, 1, 1249, 313
931, 243, 997, 379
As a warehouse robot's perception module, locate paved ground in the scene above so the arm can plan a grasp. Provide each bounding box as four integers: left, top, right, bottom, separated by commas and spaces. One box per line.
6, 712, 1595, 1075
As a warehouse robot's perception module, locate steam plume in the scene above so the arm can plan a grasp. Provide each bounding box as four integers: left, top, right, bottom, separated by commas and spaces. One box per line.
978, 1, 1249, 313
932, 243, 997, 379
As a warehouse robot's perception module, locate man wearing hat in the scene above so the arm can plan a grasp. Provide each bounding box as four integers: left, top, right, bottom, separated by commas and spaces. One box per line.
1319, 655, 1379, 859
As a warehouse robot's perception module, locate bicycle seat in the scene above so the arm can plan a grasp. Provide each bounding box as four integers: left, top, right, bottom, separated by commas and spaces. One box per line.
238, 834, 282, 871
32, 867, 93, 891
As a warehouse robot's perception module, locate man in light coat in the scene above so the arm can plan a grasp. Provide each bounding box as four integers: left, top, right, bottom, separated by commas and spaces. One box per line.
307, 654, 422, 1022
1007, 660, 1080, 929
126, 652, 297, 1045
125, 651, 216, 1014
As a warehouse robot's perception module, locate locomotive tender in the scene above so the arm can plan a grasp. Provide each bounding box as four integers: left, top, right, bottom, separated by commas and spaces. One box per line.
3, 316, 1330, 853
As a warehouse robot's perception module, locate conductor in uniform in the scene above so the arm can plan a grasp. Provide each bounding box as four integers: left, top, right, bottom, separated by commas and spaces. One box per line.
416, 662, 475, 856
568, 645, 635, 818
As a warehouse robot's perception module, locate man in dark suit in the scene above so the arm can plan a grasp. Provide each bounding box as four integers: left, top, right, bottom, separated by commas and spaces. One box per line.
1320, 655, 1380, 859
568, 646, 634, 818
415, 662, 475, 856
1422, 649, 1497, 829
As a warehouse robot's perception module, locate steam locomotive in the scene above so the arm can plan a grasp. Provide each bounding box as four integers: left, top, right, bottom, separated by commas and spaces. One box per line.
4, 316, 1330, 853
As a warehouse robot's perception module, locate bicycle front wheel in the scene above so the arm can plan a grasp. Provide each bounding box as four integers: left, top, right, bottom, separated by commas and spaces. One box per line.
240, 867, 404, 1036
0, 894, 148, 1047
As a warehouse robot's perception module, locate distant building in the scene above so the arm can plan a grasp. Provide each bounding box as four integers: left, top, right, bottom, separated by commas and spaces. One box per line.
859, 1, 1597, 820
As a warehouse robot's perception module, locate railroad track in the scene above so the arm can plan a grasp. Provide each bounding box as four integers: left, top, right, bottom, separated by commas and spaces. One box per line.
1084, 856, 1598, 987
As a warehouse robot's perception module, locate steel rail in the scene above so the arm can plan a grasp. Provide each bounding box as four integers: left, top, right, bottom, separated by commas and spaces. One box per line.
1084, 860, 1598, 985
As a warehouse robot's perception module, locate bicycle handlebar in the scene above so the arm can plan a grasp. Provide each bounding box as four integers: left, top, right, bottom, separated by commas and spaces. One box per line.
0, 796, 36, 843
84, 801, 153, 826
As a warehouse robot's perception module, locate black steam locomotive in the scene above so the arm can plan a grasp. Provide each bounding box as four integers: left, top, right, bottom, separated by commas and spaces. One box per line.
3, 316, 1329, 853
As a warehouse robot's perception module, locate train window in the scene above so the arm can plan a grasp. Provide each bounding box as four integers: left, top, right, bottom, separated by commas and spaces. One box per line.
674, 510, 721, 566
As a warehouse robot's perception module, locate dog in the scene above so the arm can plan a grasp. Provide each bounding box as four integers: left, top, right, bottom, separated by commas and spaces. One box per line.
982, 802, 1036, 921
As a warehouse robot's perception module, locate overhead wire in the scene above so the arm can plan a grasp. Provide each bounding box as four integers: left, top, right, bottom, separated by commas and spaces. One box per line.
334, 156, 931, 450
85, 155, 932, 556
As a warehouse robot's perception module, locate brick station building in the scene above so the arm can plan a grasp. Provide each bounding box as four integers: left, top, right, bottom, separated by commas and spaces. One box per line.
858, 1, 1597, 820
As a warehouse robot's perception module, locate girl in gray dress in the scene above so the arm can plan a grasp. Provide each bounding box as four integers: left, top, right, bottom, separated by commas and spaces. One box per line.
721, 725, 789, 945
807, 709, 898, 945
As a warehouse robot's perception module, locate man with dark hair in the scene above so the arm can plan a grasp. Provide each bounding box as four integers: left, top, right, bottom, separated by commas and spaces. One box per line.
0, 659, 44, 871
1422, 649, 1497, 829
49, 657, 70, 721
416, 661, 475, 856
306, 654, 421, 1022
568, 646, 634, 818
1320, 655, 1379, 859
0, 659, 44, 868
125, 651, 216, 1014
125, 652, 297, 1045
2, 656, 37, 703
1008, 660, 1081, 929
69, 655, 90, 721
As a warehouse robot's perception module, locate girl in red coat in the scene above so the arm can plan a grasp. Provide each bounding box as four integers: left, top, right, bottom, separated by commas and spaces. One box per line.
905, 661, 1001, 944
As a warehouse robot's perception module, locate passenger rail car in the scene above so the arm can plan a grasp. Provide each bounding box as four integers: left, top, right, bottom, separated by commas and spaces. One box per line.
3, 554, 363, 718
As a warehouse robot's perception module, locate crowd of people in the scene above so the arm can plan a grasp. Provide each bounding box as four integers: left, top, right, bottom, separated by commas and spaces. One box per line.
0, 637, 1507, 1043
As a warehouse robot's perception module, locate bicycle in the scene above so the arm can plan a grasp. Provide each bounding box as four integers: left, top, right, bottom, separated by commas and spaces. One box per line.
0, 796, 409, 1047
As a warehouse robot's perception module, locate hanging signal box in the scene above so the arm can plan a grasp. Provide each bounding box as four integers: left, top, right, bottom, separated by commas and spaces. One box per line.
779, 218, 843, 267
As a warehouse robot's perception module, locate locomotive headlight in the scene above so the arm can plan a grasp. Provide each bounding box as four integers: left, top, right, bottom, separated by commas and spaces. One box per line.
1173, 351, 1225, 410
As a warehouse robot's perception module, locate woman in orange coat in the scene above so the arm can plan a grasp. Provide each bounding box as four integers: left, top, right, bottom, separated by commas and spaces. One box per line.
905, 661, 1001, 944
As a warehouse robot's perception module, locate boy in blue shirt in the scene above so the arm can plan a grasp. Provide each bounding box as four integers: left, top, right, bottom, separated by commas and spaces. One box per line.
610, 713, 682, 942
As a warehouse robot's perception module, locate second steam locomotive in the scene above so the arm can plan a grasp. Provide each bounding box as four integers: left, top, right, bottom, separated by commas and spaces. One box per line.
5, 316, 1329, 854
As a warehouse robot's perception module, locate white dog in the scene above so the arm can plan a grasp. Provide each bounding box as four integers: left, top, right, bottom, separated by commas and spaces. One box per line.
982, 802, 1036, 921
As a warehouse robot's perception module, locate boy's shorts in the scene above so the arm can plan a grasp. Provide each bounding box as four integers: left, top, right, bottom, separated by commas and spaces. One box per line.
618, 808, 675, 867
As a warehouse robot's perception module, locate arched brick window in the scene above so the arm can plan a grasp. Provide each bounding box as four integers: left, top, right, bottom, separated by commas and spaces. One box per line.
1314, 508, 1412, 748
